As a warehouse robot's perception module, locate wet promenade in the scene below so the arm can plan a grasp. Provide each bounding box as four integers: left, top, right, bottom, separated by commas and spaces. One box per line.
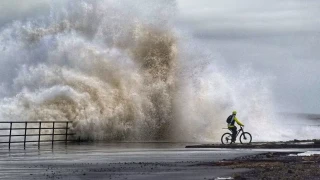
0, 142, 257, 180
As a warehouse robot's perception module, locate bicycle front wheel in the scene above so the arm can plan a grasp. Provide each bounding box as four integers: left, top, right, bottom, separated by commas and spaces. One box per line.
239, 132, 252, 144
221, 133, 233, 144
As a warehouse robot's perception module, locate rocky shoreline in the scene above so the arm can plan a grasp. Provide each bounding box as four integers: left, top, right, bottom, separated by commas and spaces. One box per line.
207, 152, 320, 180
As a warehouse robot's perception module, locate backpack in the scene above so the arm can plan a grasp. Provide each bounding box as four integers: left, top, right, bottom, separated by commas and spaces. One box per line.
226, 115, 233, 123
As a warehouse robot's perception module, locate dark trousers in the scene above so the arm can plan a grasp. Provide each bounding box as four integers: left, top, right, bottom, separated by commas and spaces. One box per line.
228, 126, 237, 142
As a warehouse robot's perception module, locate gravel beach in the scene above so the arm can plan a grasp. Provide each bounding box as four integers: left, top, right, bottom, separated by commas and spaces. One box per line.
208, 151, 320, 180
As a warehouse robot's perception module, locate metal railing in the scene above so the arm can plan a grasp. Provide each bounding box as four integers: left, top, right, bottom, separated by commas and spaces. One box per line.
0, 121, 75, 149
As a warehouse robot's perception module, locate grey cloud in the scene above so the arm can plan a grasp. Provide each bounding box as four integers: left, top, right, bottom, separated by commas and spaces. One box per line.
177, 0, 320, 39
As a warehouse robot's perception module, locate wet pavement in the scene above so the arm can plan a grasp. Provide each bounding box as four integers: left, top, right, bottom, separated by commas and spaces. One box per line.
0, 142, 259, 180
0, 142, 317, 180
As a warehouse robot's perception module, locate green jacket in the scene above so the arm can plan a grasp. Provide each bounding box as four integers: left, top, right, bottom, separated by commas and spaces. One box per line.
228, 115, 244, 128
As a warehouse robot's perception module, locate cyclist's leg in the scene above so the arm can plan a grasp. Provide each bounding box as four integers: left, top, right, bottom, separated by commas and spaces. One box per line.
232, 127, 237, 142
229, 126, 237, 142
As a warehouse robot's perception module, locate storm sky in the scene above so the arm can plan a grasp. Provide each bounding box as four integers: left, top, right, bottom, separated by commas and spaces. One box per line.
177, 0, 320, 113
0, 0, 319, 113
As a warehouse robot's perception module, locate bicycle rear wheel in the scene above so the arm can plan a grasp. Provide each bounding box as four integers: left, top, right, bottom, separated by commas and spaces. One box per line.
239, 132, 252, 144
221, 133, 233, 144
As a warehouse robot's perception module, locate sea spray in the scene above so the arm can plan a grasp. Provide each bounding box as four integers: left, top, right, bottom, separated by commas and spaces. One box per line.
0, 0, 179, 141
0, 0, 312, 142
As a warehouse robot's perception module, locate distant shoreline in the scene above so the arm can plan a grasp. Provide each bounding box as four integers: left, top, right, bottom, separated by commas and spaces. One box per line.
278, 112, 320, 121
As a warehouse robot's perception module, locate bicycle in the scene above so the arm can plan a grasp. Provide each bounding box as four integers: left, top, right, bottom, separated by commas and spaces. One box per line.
221, 126, 252, 144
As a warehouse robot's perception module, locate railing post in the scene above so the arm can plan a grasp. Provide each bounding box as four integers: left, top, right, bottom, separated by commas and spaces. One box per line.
65, 122, 69, 144
38, 122, 41, 149
24, 122, 27, 149
52, 122, 55, 147
9, 122, 12, 150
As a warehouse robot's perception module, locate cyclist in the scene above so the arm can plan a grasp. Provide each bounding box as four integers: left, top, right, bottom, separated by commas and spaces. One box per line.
226, 111, 244, 143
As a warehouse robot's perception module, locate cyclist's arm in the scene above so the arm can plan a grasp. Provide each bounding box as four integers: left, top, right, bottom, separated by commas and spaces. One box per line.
234, 117, 244, 126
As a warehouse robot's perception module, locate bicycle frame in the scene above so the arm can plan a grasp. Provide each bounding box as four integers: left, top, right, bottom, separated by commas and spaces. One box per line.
229, 126, 245, 139
236, 127, 244, 137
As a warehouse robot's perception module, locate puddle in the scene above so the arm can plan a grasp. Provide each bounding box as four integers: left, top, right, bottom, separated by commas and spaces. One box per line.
289, 151, 320, 156
215, 177, 234, 180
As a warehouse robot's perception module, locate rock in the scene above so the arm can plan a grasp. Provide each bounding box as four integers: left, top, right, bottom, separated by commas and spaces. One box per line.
288, 169, 294, 174
313, 139, 320, 145
265, 167, 271, 171
266, 153, 273, 158
233, 174, 246, 180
